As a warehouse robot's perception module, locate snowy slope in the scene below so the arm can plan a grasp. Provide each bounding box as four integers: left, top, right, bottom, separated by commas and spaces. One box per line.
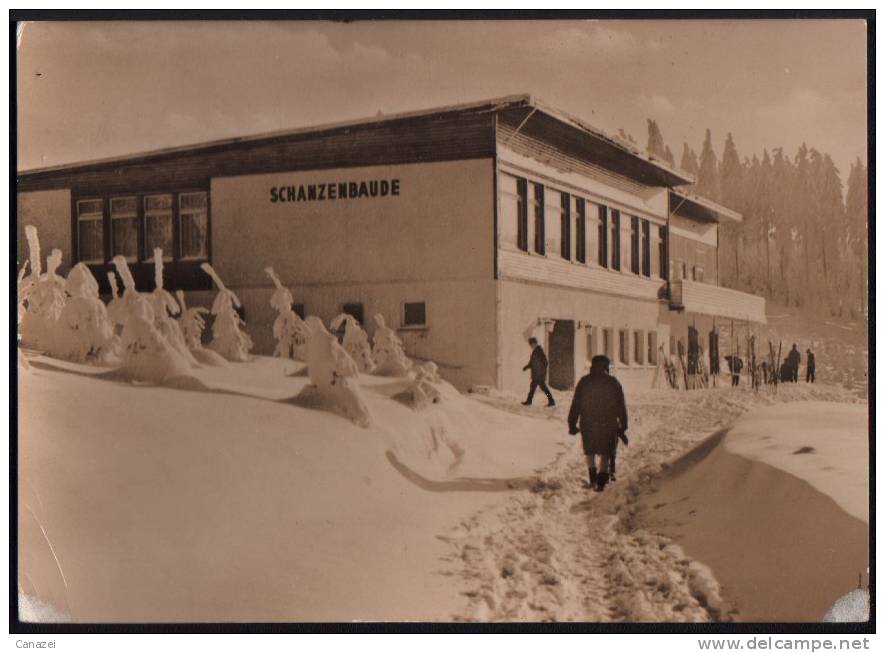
724, 401, 868, 523
18, 355, 565, 622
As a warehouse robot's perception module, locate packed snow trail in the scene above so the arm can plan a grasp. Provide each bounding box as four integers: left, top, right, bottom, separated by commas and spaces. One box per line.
445, 382, 862, 622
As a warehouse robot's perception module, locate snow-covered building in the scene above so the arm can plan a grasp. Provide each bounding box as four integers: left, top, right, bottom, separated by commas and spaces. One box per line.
17, 94, 766, 392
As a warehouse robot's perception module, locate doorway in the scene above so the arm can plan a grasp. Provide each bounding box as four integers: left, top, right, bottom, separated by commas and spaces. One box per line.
548, 319, 576, 390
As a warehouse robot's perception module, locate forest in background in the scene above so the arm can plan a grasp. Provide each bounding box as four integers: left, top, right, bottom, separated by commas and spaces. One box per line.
637, 120, 868, 319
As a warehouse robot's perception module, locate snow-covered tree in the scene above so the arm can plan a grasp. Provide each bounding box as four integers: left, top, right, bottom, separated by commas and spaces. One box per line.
201, 263, 253, 362
151, 249, 199, 367
53, 263, 119, 363
302, 315, 372, 427
112, 255, 191, 383
19, 226, 66, 353
330, 313, 375, 373
105, 271, 126, 332
265, 266, 308, 360
175, 290, 227, 366
372, 313, 412, 376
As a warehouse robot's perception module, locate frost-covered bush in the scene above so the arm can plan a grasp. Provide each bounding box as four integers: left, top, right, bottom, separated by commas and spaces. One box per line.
265, 266, 309, 361
113, 255, 192, 383
19, 226, 66, 353
330, 313, 375, 373
201, 263, 253, 362
150, 250, 199, 367
52, 263, 119, 363
371, 313, 412, 376
175, 290, 228, 367
302, 315, 372, 427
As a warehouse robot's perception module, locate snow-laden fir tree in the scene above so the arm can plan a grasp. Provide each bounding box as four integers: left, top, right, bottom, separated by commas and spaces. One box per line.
112, 255, 191, 383
371, 313, 412, 376
19, 226, 67, 353
105, 271, 127, 333
149, 249, 199, 367
53, 262, 119, 364
175, 290, 228, 367
302, 315, 372, 427
201, 263, 253, 362
265, 266, 309, 360
330, 312, 375, 373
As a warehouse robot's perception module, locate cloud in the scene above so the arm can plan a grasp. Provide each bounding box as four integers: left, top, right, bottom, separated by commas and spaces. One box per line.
533, 24, 660, 56
637, 93, 677, 117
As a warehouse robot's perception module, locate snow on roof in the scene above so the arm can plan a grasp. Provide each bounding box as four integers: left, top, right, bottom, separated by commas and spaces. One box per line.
670, 189, 743, 223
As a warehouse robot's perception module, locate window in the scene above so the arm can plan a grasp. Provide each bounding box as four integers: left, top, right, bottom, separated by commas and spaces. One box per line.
560, 192, 571, 260
144, 194, 173, 261
516, 177, 529, 252
342, 302, 364, 326
693, 266, 705, 283
585, 325, 596, 361
179, 192, 209, 260
403, 301, 426, 327
610, 210, 621, 271
648, 332, 658, 366
575, 198, 586, 263
633, 330, 644, 365
602, 328, 613, 359
293, 303, 306, 319
598, 205, 608, 268
532, 183, 545, 255
659, 225, 668, 279
682, 261, 688, 280
630, 216, 640, 274
76, 199, 104, 264
110, 196, 137, 261
642, 220, 651, 277
618, 329, 629, 365
669, 335, 676, 357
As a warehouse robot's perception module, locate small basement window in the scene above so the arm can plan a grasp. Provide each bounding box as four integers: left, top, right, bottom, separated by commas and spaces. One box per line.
76, 198, 105, 264
602, 328, 613, 360
403, 301, 427, 328
648, 332, 658, 366
633, 330, 644, 365
618, 329, 629, 365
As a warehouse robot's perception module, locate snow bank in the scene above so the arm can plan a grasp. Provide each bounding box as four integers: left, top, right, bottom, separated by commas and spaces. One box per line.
724, 401, 868, 523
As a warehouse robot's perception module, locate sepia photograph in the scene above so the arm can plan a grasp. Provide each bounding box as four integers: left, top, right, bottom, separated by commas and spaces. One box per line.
13, 13, 872, 630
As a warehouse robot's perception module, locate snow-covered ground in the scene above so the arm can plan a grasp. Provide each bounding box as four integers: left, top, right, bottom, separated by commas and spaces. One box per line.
18, 354, 564, 622
725, 402, 868, 523
18, 352, 866, 623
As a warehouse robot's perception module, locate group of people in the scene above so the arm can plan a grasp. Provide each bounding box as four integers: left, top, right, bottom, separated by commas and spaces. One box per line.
722, 343, 817, 386
521, 337, 819, 494
522, 338, 627, 493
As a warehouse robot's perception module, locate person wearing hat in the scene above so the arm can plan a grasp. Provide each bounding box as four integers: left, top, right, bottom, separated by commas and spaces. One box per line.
567, 355, 629, 492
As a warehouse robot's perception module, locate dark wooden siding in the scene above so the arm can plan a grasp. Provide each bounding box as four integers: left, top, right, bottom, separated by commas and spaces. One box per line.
669, 233, 718, 286
497, 108, 660, 195
18, 112, 496, 195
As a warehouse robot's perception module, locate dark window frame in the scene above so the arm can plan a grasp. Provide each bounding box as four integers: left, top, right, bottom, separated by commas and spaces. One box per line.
659, 225, 668, 279
533, 183, 545, 255
402, 301, 427, 328
575, 198, 586, 264
630, 215, 640, 274
341, 302, 365, 326
611, 210, 621, 271
598, 205, 608, 268
641, 219, 651, 277
560, 191, 571, 260
516, 177, 528, 252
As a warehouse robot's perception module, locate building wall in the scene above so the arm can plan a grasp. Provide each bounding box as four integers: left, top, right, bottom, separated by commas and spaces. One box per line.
210, 158, 494, 287
498, 279, 666, 396
17, 189, 72, 273
669, 214, 719, 285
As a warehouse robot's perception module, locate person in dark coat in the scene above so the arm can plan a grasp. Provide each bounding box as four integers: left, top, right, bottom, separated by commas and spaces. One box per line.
522, 337, 555, 407
806, 348, 816, 383
567, 355, 628, 492
725, 355, 743, 386
788, 344, 801, 383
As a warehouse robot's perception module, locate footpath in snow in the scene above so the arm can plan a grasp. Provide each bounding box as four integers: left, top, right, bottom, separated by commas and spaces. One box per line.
444, 381, 866, 622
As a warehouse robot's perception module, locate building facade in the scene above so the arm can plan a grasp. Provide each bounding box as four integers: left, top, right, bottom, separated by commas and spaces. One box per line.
17, 94, 766, 393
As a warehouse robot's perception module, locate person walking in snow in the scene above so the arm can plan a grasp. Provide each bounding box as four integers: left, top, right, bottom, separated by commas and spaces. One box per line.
522, 337, 555, 407
567, 355, 628, 492
805, 348, 816, 383
788, 344, 801, 383
725, 355, 743, 387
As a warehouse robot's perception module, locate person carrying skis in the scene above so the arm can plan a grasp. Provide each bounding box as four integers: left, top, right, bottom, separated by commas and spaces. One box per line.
567, 355, 628, 492
788, 344, 801, 383
522, 337, 555, 407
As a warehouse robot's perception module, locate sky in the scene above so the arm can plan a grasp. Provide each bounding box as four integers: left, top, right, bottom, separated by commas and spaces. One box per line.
17, 19, 868, 182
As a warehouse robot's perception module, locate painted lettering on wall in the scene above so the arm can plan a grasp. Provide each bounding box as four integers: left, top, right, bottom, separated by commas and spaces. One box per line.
270, 179, 401, 203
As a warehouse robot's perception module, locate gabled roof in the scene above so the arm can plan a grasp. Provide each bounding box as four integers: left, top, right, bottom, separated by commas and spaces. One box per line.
669, 189, 742, 223
18, 93, 695, 188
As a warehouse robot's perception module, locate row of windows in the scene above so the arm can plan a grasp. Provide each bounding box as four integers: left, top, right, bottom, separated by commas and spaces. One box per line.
670, 259, 705, 283
501, 173, 668, 279
585, 326, 659, 367
75, 191, 209, 265
294, 301, 427, 329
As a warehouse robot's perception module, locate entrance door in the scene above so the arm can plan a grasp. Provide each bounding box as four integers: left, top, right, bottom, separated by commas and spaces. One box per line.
548, 319, 576, 390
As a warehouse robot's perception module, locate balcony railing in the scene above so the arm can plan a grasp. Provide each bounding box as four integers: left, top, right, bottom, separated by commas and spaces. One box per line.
669, 279, 767, 324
